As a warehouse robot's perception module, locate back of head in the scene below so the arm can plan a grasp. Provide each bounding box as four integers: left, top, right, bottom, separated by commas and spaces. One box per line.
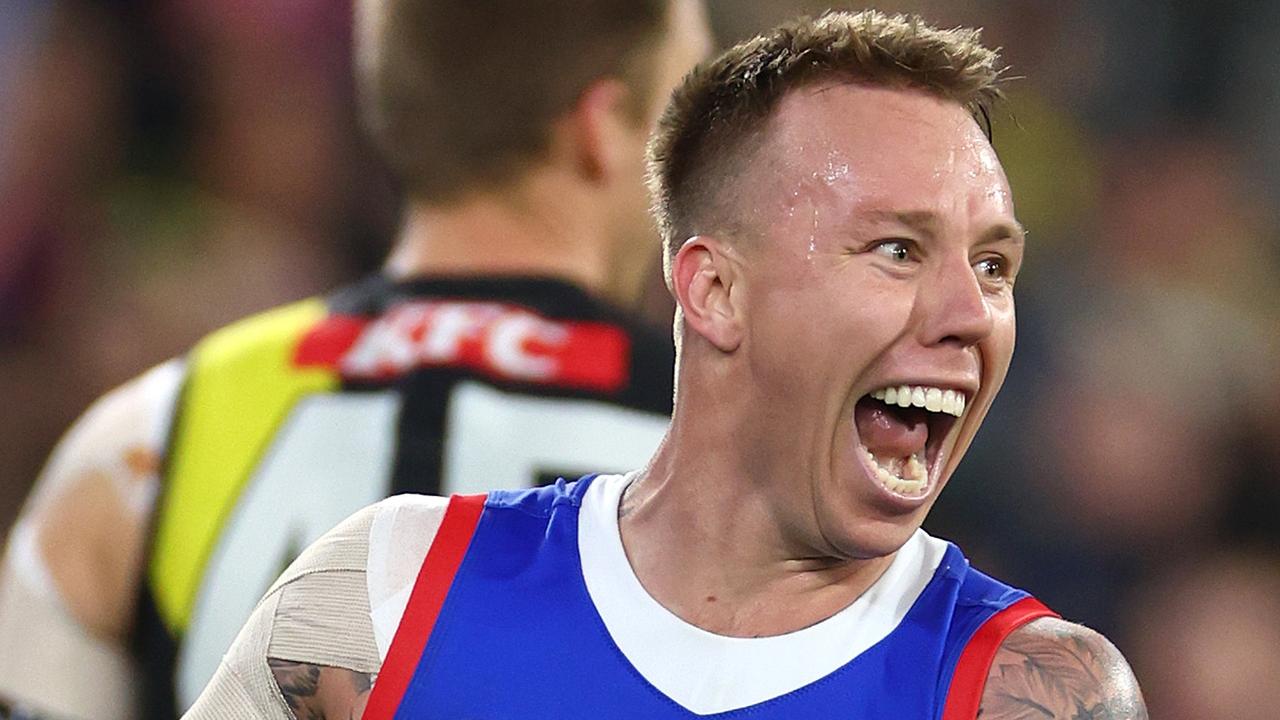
358, 0, 671, 204
646, 10, 1005, 279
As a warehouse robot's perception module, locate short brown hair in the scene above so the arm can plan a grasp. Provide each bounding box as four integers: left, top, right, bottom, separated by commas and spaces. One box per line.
359, 0, 671, 204
646, 10, 1006, 265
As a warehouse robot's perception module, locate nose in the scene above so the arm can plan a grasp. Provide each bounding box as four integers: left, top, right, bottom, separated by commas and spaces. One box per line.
914, 255, 994, 348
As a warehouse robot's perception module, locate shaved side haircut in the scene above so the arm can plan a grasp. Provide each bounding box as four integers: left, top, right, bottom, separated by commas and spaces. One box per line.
646, 10, 1007, 277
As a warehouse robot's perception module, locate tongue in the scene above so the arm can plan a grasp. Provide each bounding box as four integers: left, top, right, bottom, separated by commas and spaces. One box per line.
854, 396, 929, 458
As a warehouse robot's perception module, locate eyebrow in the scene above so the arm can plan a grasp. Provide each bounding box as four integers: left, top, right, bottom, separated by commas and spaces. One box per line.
863, 209, 1026, 245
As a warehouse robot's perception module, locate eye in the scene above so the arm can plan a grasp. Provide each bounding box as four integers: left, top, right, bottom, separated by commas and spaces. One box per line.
872, 240, 912, 263
974, 256, 1010, 283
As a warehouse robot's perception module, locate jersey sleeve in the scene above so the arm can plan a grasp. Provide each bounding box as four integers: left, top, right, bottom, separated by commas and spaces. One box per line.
183, 495, 447, 719
0, 359, 184, 720
365, 494, 450, 660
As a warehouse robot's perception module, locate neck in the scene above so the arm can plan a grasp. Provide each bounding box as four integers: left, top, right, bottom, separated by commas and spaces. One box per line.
619, 368, 896, 637
385, 179, 625, 306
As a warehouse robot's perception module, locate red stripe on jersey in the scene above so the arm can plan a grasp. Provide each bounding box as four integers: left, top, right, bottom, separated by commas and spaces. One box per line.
293, 313, 366, 367
292, 301, 631, 392
940, 596, 1058, 720
362, 493, 488, 720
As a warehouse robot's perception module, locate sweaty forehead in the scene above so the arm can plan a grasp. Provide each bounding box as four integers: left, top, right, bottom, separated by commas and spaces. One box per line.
752, 82, 1012, 216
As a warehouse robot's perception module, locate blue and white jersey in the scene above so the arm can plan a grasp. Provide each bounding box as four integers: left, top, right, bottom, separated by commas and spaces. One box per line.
364, 474, 1055, 719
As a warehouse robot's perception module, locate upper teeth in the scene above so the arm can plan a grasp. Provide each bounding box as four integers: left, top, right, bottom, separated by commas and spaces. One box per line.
869, 385, 966, 417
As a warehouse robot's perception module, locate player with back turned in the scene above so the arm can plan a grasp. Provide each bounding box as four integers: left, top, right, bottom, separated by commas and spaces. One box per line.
0, 0, 713, 717
184, 10, 1147, 720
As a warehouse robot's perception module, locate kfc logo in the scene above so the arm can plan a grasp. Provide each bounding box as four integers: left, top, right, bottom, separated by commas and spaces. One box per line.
295, 301, 630, 392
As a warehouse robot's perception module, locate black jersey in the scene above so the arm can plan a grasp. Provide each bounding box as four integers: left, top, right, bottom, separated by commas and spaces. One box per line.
131, 275, 675, 717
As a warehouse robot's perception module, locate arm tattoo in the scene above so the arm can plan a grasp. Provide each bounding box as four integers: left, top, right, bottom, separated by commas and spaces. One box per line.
978, 618, 1147, 720
269, 658, 375, 720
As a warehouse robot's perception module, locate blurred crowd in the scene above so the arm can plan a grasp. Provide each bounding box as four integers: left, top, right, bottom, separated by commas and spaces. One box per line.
2, 1, 1278, 718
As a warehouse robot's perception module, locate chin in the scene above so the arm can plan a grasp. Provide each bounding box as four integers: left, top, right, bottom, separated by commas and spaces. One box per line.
817, 501, 931, 561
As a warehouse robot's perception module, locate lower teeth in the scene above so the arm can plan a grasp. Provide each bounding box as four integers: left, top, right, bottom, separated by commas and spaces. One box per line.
863, 449, 928, 496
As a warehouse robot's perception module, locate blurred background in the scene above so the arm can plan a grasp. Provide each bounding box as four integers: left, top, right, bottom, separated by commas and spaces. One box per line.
2, 1, 1277, 718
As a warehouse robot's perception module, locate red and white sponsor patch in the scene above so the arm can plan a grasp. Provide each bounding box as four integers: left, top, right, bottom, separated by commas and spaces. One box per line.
294, 300, 631, 392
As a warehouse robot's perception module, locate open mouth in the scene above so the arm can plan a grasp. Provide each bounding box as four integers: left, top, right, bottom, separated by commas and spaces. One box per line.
852, 385, 967, 498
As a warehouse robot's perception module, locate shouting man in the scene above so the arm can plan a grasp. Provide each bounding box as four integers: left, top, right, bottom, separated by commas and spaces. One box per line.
186, 10, 1146, 719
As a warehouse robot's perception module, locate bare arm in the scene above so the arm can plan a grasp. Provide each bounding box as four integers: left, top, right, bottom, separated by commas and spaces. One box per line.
184, 494, 452, 720
183, 494, 446, 720
979, 617, 1147, 719
180, 551, 381, 720
269, 661, 373, 720
0, 361, 183, 720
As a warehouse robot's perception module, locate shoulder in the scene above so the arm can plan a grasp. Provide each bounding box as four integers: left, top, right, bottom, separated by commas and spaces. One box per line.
193, 297, 329, 361
201, 496, 447, 720
272, 494, 447, 594
11, 359, 185, 637
265, 494, 449, 665
28, 358, 185, 511
979, 617, 1147, 719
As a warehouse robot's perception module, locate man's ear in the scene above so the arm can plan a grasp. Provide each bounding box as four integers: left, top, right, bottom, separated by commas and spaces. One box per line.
556, 78, 633, 183
671, 236, 744, 353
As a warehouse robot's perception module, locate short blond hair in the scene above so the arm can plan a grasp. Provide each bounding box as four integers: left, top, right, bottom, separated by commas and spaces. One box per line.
646, 10, 1006, 269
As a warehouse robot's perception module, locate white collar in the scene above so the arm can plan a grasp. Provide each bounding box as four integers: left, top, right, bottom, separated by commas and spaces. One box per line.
578, 473, 949, 715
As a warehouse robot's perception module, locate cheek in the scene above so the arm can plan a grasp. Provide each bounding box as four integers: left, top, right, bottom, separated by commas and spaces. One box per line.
746, 274, 912, 390
825, 272, 918, 362
971, 299, 1016, 420
988, 299, 1017, 375
744, 296, 829, 392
